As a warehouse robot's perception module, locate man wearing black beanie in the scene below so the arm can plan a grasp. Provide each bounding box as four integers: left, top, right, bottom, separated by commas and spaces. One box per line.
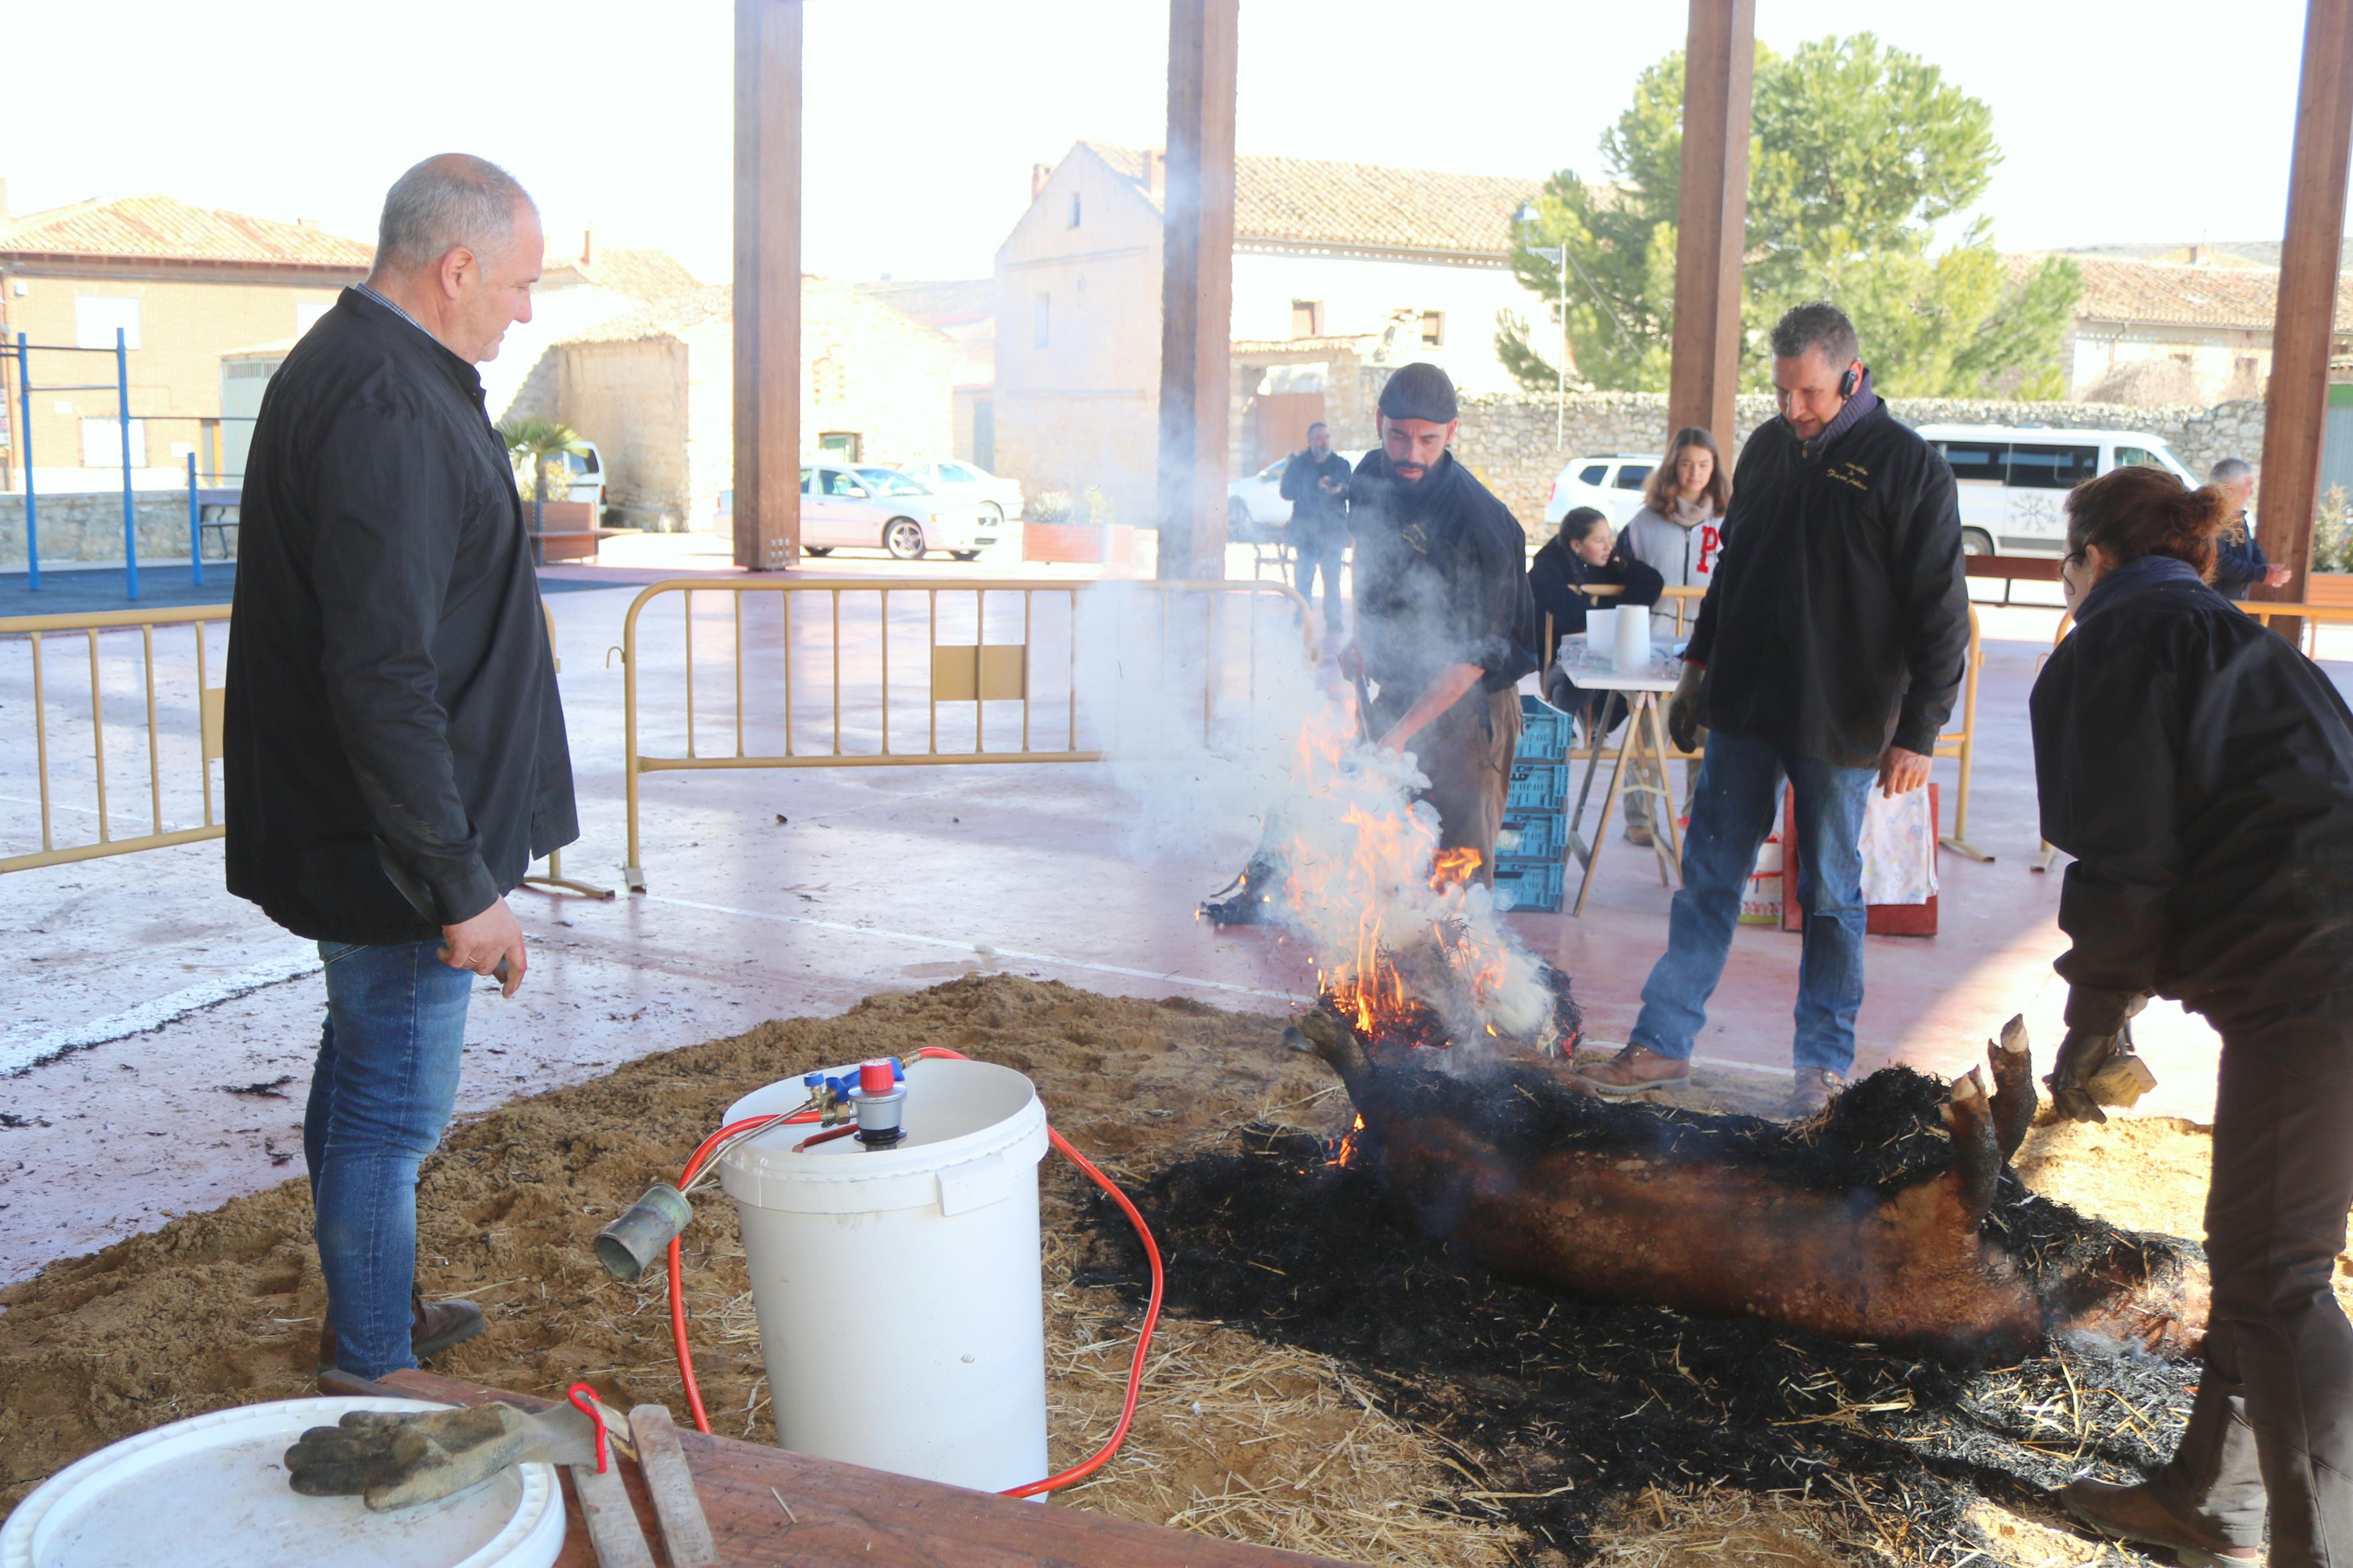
1343, 362, 1542, 883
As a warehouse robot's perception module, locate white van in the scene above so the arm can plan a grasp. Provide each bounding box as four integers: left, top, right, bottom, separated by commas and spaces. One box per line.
1914, 425, 2198, 559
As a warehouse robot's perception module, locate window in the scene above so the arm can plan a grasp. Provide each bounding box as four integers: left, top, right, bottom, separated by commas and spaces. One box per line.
2114, 445, 2165, 471
1936, 440, 2008, 483
819, 432, 862, 462
2007, 443, 2099, 488
81, 416, 146, 468
856, 468, 925, 496
822, 470, 868, 497
811, 353, 847, 406
1420, 311, 1446, 347
1578, 464, 1608, 487
1033, 292, 1050, 349
801, 470, 815, 493
1290, 299, 1323, 339
941, 463, 977, 483
1613, 464, 1652, 490
74, 295, 141, 351
1068, 193, 1083, 228
557, 450, 599, 475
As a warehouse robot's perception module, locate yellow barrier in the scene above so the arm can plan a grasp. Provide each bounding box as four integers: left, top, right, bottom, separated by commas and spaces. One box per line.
0, 603, 231, 873
613, 576, 1314, 890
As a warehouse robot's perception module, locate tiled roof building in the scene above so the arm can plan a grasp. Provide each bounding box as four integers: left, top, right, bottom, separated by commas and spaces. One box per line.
0, 193, 371, 279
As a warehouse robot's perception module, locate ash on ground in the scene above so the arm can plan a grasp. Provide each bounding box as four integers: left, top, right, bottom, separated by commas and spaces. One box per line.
1081, 1125, 2198, 1566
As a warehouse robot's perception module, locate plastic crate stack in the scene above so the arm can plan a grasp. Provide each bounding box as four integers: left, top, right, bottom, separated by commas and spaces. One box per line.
1494, 694, 1575, 912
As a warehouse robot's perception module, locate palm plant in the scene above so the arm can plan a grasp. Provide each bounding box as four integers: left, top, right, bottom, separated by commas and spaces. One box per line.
496, 417, 589, 532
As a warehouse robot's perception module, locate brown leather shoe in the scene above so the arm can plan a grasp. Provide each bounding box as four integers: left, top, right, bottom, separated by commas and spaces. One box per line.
317, 1291, 487, 1374
1573, 1043, 1692, 1098
1623, 823, 1656, 847
2062, 1477, 2262, 1567
1790, 1069, 1847, 1117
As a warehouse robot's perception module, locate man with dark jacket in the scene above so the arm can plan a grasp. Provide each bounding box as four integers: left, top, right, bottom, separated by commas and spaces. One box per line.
1278, 421, 1352, 638
1575, 303, 1968, 1113
225, 154, 574, 1378
1343, 363, 1542, 881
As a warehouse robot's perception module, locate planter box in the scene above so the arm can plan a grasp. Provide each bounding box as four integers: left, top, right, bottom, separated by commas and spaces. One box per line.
2306, 571, 2353, 608
1023, 522, 1137, 566
527, 500, 599, 564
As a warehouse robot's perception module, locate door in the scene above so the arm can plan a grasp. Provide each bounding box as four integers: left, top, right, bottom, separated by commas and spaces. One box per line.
2001, 442, 2097, 553
1250, 392, 1325, 471
800, 467, 849, 547
814, 466, 882, 547
1934, 438, 2009, 553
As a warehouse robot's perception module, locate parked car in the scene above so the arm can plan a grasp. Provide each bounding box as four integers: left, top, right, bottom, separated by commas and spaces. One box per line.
1914, 425, 2197, 557
1225, 450, 1368, 544
712, 466, 998, 560
899, 460, 1024, 522
1542, 454, 1660, 529
531, 440, 605, 506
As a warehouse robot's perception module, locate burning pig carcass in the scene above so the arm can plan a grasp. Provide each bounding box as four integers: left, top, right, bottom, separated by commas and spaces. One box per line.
1297, 1008, 2208, 1363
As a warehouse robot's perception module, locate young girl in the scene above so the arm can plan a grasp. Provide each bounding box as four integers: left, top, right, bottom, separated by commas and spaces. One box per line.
1528, 507, 1664, 743
2037, 464, 2353, 1568
1619, 426, 1730, 643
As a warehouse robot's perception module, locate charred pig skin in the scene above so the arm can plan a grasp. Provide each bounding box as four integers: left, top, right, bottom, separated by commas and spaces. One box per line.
1299, 1009, 2208, 1363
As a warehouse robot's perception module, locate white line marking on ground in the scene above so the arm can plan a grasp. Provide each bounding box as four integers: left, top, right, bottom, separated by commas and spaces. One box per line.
1, 945, 323, 1076
640, 893, 1313, 1007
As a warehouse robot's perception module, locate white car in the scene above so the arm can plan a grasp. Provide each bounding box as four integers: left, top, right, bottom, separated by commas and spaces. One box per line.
1914, 425, 2198, 558
1543, 454, 1660, 528
899, 460, 1024, 522
1225, 450, 1367, 544
712, 468, 998, 560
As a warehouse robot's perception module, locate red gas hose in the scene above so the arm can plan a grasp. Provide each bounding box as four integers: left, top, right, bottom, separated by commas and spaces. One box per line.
663, 1048, 1166, 1499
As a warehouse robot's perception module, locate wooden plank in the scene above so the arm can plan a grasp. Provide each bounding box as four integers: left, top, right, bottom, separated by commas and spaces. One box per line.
1666, 0, 1756, 449
340, 1368, 1360, 1567
733, 0, 803, 571
1155, 0, 1240, 582
2256, 0, 2353, 639
573, 1459, 659, 1568
630, 1403, 721, 1568
1961, 554, 2060, 582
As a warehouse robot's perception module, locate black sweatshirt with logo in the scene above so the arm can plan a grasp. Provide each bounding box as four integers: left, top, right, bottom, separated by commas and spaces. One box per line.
1348, 450, 1541, 695
2032, 555, 2353, 1033
1684, 396, 1969, 767
225, 289, 577, 943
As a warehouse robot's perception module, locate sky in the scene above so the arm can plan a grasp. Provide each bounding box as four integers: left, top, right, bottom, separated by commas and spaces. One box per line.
0, 1, 2323, 286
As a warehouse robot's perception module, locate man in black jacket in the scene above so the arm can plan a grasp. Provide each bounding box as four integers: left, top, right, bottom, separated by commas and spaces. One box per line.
1278, 421, 1353, 639
1575, 303, 1968, 1113
1344, 363, 1542, 882
225, 154, 574, 1378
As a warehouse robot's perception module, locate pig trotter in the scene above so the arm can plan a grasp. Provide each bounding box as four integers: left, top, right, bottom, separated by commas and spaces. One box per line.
1940, 1067, 2001, 1222
1986, 1015, 2037, 1160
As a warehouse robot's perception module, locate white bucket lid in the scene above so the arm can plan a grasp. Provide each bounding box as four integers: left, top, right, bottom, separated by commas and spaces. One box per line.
719, 1057, 1048, 1217
1, 1396, 565, 1568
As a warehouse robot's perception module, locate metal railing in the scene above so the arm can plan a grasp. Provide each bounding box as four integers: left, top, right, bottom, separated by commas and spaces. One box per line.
614, 575, 1314, 889
0, 603, 230, 873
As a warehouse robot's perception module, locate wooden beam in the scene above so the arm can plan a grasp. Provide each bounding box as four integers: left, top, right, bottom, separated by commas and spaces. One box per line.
1155, 0, 1240, 582
733, 0, 802, 571
1666, 0, 1756, 448
2256, 0, 2353, 629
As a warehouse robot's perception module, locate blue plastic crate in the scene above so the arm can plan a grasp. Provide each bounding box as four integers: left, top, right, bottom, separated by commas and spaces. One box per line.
1492, 855, 1567, 913
1517, 694, 1575, 762
1506, 760, 1570, 812
1497, 809, 1566, 862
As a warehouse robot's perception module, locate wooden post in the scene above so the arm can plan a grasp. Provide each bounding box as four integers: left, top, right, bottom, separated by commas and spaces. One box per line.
2256, 0, 2353, 630
1666, 0, 1756, 448
1155, 0, 1239, 582
733, 0, 802, 571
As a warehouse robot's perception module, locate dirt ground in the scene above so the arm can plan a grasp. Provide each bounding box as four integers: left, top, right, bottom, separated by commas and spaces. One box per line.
0, 977, 2267, 1565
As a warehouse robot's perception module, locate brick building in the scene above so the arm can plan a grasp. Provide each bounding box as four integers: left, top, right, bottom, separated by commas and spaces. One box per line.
509, 278, 956, 530
0, 187, 370, 490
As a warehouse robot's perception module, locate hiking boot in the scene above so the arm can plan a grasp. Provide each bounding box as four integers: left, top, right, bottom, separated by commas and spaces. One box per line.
1790, 1069, 1847, 1117
318, 1291, 487, 1375
2062, 1478, 2262, 1567
1573, 1043, 1692, 1098
1623, 823, 1655, 847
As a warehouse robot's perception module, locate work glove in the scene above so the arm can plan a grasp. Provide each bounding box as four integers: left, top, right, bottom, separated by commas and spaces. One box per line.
2043, 1022, 2158, 1125
1666, 662, 1706, 754
286, 1401, 611, 1512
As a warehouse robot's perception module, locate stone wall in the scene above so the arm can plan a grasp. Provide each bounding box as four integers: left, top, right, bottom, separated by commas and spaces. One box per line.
1327, 366, 2267, 530
0, 492, 235, 568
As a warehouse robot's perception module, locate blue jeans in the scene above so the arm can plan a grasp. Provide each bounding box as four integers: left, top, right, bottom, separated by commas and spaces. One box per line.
305, 938, 474, 1378
1629, 728, 1873, 1075
1293, 538, 1346, 633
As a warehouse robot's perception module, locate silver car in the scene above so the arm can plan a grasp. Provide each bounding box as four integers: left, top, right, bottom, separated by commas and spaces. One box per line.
795, 464, 996, 560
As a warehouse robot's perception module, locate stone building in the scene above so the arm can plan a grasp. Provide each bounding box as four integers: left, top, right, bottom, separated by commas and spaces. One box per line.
993, 141, 1546, 522
856, 279, 995, 468
509, 278, 956, 530
0, 187, 370, 491
2027, 251, 2353, 406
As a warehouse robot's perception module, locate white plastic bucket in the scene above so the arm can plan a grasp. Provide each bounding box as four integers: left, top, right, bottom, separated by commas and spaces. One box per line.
717, 1057, 1050, 1494
0, 1396, 564, 1568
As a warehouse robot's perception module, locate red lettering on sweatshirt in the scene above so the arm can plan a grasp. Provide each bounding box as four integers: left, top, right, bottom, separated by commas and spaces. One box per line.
1697, 522, 1722, 575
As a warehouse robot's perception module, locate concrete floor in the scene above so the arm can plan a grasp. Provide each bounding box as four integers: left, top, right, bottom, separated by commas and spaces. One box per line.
3, 532, 2346, 1286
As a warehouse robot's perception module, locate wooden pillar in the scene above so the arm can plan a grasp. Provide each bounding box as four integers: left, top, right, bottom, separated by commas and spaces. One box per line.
733, 0, 802, 571
1667, 0, 1756, 447
1155, 0, 1239, 582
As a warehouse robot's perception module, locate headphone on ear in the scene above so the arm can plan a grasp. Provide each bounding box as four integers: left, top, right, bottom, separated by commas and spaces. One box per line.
1838, 364, 1860, 399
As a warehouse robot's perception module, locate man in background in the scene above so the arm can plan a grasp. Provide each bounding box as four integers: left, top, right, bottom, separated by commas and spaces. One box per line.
1343, 363, 1541, 882
224, 154, 576, 1378
2206, 457, 2295, 602
1280, 421, 1353, 642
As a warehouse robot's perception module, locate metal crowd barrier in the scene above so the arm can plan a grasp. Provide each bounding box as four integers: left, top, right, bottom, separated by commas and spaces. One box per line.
0, 603, 230, 873
613, 575, 1314, 890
